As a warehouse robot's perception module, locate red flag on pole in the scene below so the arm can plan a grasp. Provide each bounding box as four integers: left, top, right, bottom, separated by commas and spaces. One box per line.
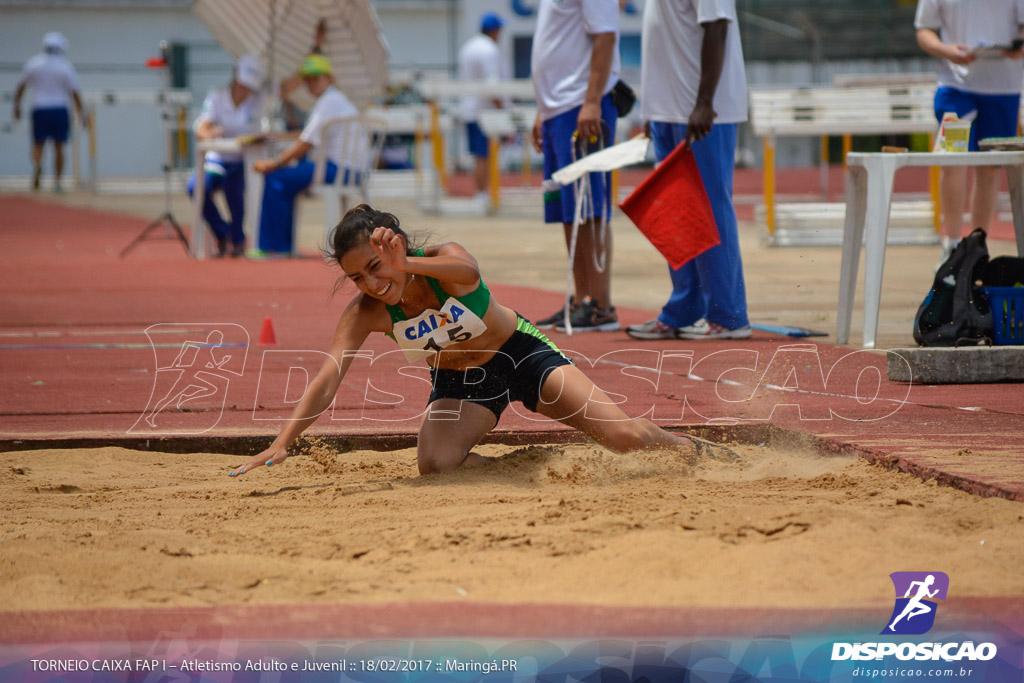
618, 143, 719, 270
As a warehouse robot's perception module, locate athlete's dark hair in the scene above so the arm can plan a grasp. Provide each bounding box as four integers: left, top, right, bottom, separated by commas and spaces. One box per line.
327, 203, 410, 263
326, 204, 429, 298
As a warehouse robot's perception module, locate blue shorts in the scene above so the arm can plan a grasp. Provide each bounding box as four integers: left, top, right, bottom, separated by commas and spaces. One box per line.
933, 87, 1021, 151
31, 107, 70, 144
466, 121, 489, 158
541, 94, 617, 224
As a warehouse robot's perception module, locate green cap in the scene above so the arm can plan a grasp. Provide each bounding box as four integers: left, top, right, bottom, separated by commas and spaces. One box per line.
300, 53, 333, 77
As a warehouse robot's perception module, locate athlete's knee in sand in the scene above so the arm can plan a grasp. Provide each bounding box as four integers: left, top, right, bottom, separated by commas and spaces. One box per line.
417, 448, 492, 475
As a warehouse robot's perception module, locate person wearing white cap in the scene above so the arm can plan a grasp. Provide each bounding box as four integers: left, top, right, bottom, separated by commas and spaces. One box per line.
187, 55, 268, 257
12, 32, 86, 192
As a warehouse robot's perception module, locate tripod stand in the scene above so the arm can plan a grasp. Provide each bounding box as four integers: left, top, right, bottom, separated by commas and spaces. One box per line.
121, 41, 191, 258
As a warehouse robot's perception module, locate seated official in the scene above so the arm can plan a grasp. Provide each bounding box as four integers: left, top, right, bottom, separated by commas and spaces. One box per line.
252, 54, 358, 256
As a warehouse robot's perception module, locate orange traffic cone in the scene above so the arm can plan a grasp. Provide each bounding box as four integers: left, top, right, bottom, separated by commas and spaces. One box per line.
258, 316, 277, 346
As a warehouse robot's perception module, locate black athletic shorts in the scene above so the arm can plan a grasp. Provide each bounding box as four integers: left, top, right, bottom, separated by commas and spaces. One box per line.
427, 315, 573, 419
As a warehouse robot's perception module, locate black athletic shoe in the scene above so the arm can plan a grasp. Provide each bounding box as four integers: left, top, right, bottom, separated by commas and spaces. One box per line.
534, 296, 575, 330
555, 296, 620, 333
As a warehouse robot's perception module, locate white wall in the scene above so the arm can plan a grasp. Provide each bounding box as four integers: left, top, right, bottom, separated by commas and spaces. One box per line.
375, 2, 460, 76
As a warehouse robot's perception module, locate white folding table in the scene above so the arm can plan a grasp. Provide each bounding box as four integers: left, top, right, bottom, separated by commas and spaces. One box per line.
838, 150, 1024, 348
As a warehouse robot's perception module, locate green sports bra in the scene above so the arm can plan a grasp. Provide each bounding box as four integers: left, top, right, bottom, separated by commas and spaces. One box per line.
383, 249, 492, 361
383, 249, 491, 325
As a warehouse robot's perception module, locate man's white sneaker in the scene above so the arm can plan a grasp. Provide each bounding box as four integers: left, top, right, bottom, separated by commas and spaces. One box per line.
625, 318, 678, 340
676, 318, 753, 340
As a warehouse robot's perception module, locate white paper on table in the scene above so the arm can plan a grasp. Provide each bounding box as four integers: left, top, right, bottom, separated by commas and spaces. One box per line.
552, 136, 651, 186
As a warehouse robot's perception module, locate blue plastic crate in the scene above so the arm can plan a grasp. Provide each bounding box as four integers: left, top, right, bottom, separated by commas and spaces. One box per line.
984, 286, 1024, 345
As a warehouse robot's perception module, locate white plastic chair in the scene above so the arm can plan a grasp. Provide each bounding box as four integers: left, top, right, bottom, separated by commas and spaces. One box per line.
309, 114, 388, 247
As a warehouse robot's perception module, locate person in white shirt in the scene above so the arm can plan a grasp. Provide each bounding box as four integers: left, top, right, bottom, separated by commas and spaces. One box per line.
915, 0, 1024, 265
458, 12, 507, 209
188, 55, 267, 257
12, 32, 86, 192
626, 0, 752, 341
253, 53, 358, 255
530, 0, 622, 333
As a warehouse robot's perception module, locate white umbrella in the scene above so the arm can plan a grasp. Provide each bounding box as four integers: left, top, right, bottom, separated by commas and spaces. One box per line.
191, 0, 390, 111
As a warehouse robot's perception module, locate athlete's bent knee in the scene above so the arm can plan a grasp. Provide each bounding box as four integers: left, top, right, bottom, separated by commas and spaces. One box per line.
417, 448, 465, 475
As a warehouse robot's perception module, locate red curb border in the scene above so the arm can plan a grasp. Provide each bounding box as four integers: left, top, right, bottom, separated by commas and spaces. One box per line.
3, 598, 1023, 644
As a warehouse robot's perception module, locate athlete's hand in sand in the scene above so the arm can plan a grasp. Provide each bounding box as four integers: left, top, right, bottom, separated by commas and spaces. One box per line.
228, 446, 288, 477
370, 226, 408, 272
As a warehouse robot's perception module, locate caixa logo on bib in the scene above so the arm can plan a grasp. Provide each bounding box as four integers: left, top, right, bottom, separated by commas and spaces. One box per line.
393, 299, 487, 363
402, 306, 468, 342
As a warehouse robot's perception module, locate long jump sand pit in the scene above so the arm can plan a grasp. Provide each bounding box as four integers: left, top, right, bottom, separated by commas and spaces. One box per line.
3, 439, 1023, 616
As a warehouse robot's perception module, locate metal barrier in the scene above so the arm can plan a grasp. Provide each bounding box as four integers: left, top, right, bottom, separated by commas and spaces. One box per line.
364, 103, 448, 213
749, 84, 939, 245
416, 78, 539, 213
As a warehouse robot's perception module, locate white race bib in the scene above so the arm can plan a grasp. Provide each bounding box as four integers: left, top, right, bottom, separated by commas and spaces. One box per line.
392, 298, 487, 362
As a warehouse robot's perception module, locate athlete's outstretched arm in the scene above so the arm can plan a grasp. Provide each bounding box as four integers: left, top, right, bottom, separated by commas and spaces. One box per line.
229, 299, 374, 477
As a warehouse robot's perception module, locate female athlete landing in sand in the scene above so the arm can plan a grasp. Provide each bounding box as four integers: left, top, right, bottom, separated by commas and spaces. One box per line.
231, 204, 728, 477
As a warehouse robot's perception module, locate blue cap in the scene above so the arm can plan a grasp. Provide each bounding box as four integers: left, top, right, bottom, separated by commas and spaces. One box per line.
480, 12, 506, 33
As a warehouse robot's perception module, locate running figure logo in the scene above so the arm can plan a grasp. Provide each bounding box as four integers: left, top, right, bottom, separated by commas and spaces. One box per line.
130, 323, 249, 435
881, 571, 949, 635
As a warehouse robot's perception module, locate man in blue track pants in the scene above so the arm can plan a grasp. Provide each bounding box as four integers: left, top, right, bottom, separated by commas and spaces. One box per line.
626, 0, 752, 341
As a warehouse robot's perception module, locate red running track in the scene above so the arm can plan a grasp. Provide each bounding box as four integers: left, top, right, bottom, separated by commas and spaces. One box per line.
0, 193, 1022, 507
